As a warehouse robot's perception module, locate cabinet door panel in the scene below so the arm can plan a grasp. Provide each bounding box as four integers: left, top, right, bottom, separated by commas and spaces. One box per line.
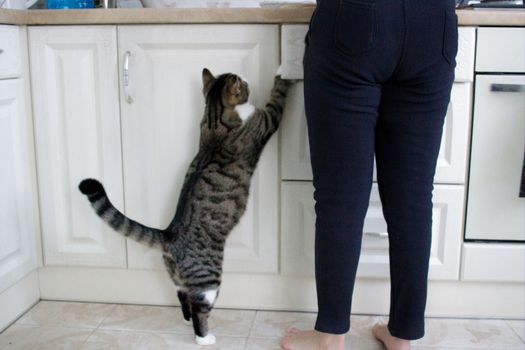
119, 25, 279, 273
29, 26, 126, 267
0, 25, 21, 79
281, 82, 471, 184
281, 182, 464, 280
0, 79, 38, 293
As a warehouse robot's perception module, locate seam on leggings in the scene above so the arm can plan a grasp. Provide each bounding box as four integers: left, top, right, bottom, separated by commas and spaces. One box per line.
390, 0, 409, 77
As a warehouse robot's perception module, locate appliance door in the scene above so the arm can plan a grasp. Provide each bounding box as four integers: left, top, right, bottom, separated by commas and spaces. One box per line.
466, 75, 525, 241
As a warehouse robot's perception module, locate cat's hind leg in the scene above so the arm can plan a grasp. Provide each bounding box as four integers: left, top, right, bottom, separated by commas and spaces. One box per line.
189, 288, 219, 345
162, 255, 192, 327
177, 290, 192, 326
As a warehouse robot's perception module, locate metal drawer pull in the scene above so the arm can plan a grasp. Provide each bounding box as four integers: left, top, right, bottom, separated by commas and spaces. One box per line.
123, 51, 133, 103
364, 232, 389, 238
490, 84, 525, 93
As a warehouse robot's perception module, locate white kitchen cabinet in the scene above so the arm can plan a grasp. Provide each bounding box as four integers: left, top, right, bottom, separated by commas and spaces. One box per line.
29, 26, 126, 267
118, 25, 280, 273
0, 79, 38, 293
281, 182, 464, 280
281, 82, 472, 184
0, 26, 40, 332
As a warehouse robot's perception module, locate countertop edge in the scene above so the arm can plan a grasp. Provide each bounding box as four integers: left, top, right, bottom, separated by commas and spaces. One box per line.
0, 7, 524, 26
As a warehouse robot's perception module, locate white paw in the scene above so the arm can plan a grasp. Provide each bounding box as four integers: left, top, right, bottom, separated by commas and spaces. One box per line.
195, 333, 216, 346
183, 318, 192, 326
276, 65, 284, 76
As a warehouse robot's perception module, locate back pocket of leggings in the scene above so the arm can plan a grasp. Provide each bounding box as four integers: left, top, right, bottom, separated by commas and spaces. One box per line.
443, 9, 458, 65
334, 0, 376, 56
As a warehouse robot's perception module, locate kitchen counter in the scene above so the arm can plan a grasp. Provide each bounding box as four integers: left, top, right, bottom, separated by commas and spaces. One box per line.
1, 6, 524, 26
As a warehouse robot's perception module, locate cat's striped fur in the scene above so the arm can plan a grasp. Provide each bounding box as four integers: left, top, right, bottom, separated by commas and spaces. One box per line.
79, 69, 291, 345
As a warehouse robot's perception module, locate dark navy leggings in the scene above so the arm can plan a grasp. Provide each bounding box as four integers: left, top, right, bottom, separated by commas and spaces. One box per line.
303, 0, 457, 340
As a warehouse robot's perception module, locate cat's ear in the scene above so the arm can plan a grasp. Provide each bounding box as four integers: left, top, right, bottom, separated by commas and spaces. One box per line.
202, 68, 216, 96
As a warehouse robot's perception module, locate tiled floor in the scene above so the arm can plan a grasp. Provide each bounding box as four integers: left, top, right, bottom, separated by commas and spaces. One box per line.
0, 301, 524, 350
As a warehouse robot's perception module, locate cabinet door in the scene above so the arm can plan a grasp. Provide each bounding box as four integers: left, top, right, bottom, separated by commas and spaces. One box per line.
0, 79, 38, 292
0, 25, 21, 79
281, 182, 464, 280
29, 26, 126, 267
118, 25, 279, 273
466, 75, 525, 241
281, 82, 471, 184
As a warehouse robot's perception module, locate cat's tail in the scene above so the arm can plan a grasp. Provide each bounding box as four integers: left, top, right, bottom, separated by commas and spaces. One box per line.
78, 179, 166, 249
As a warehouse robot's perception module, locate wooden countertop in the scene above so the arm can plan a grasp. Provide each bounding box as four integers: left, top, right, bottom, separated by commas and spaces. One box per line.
1, 6, 524, 26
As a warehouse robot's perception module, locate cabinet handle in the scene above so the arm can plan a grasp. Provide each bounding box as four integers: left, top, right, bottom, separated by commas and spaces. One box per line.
123, 51, 133, 103
490, 84, 525, 93
0, 49, 4, 54
364, 232, 389, 238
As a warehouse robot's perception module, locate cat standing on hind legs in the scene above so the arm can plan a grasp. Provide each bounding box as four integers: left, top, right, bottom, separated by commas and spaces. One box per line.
78, 68, 292, 345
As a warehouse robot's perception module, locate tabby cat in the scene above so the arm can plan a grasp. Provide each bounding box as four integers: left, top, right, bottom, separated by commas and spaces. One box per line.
78, 68, 291, 345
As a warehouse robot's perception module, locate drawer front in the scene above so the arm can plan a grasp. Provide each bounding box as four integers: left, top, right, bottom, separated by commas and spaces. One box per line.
281, 25, 475, 82
462, 243, 525, 282
476, 28, 525, 73
281, 82, 472, 184
281, 182, 464, 280
0, 25, 21, 79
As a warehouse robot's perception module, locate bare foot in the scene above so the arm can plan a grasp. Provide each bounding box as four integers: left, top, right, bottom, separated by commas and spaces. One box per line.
372, 324, 411, 350
280, 328, 345, 350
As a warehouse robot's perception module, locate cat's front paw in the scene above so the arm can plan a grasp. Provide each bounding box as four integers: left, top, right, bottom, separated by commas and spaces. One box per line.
276, 64, 284, 76
274, 74, 297, 86
195, 333, 216, 346
183, 318, 192, 326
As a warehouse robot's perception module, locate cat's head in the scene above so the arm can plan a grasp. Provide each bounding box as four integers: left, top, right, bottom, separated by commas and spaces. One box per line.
200, 68, 250, 140
202, 68, 250, 107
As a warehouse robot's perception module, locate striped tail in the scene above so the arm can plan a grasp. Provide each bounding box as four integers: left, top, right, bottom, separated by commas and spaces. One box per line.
78, 179, 166, 249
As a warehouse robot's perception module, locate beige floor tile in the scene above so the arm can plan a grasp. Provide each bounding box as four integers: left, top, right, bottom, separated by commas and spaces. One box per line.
99, 304, 189, 333
507, 320, 525, 343
80, 329, 245, 350
244, 337, 282, 350
0, 325, 93, 350
205, 309, 256, 337
99, 304, 255, 336
346, 315, 385, 350
413, 318, 524, 349
15, 301, 116, 329
249, 311, 317, 338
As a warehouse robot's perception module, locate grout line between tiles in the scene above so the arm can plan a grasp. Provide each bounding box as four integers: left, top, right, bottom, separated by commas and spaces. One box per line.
505, 321, 525, 345
246, 310, 259, 339
78, 327, 98, 349
94, 303, 118, 330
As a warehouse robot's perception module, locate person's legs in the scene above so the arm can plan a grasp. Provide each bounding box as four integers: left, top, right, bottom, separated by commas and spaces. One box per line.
307, 61, 380, 336
282, 0, 405, 348
281, 42, 380, 350
372, 79, 451, 346
374, 0, 457, 344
